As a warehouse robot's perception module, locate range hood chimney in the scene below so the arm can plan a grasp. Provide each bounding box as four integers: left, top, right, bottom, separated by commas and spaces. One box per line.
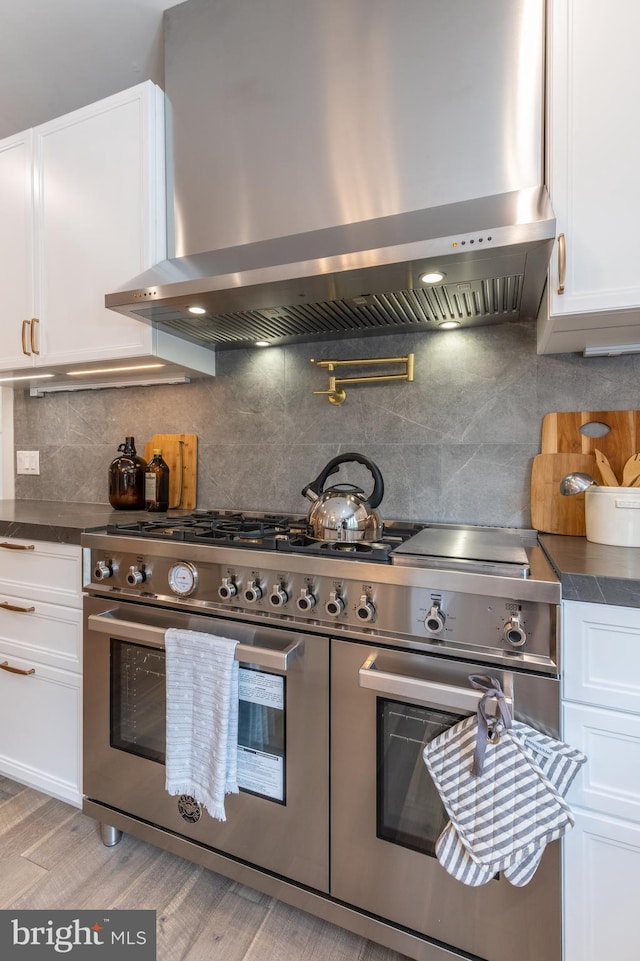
106, 0, 555, 350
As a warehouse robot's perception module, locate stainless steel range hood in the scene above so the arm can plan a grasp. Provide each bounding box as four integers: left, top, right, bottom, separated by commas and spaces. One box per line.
106, 0, 555, 350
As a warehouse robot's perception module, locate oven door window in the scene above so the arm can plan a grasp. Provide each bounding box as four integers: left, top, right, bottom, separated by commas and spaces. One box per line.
110, 640, 286, 802
377, 698, 462, 856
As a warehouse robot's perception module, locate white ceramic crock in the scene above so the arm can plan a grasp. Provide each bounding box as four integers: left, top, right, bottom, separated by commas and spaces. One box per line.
585, 487, 640, 547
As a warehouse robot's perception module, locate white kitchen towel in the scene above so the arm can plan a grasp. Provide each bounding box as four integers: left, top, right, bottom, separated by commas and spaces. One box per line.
435, 722, 586, 886
165, 628, 239, 821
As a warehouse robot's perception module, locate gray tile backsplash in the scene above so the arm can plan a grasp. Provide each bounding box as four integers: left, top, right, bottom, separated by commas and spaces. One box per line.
12, 321, 640, 527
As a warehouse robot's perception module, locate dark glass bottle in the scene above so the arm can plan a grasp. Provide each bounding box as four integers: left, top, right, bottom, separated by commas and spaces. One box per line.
108, 436, 146, 510
145, 449, 170, 512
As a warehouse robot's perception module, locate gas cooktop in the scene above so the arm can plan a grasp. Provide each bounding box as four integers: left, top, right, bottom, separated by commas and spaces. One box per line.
106, 510, 425, 563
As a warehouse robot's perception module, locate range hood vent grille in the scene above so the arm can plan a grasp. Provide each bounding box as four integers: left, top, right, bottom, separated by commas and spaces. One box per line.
131, 275, 523, 348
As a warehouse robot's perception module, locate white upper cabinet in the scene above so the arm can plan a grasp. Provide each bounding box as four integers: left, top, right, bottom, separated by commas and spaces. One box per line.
0, 82, 215, 386
538, 0, 640, 354
33, 82, 166, 367
0, 130, 35, 368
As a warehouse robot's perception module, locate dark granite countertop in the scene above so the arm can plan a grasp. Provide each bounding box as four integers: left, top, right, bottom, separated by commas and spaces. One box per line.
539, 534, 640, 609
0, 500, 172, 545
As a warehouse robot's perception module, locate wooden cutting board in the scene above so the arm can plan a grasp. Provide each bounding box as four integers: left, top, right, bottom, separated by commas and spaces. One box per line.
143, 434, 197, 510
530, 453, 597, 535
541, 410, 640, 485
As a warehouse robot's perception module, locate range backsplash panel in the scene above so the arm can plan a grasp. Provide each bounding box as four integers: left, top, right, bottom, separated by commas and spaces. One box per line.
12, 322, 640, 529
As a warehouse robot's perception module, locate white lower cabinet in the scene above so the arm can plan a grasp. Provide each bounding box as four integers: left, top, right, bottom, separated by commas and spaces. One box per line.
0, 538, 82, 806
562, 600, 640, 961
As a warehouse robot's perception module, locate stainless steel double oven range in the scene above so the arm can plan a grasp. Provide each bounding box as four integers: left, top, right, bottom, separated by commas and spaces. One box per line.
82, 512, 562, 961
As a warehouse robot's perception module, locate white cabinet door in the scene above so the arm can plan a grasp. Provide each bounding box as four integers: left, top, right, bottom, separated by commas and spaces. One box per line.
32, 82, 165, 366
0, 130, 36, 369
546, 0, 640, 318
564, 810, 640, 961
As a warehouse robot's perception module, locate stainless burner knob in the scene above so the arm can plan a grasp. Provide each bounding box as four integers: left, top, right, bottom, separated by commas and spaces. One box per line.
325, 591, 345, 617
356, 594, 376, 622
218, 577, 238, 601
126, 565, 146, 586
424, 603, 446, 634
503, 613, 527, 647
269, 584, 289, 608
296, 588, 316, 613
94, 560, 113, 580
244, 580, 263, 603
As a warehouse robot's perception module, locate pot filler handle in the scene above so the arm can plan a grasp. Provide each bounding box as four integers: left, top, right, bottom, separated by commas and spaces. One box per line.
87, 612, 303, 672
358, 653, 514, 714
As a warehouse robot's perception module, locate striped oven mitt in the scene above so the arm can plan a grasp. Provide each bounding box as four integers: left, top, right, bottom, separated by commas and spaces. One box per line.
435, 720, 587, 886
422, 677, 577, 878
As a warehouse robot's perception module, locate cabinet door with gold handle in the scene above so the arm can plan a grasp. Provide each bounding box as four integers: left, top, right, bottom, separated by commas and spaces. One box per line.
0, 660, 36, 676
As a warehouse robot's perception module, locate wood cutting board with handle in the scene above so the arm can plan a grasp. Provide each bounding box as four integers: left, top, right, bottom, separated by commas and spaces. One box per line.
530, 453, 597, 535
541, 410, 640, 485
143, 434, 197, 510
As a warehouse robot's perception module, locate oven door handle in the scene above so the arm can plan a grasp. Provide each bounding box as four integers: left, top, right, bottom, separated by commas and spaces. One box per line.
358, 654, 513, 713
87, 612, 303, 671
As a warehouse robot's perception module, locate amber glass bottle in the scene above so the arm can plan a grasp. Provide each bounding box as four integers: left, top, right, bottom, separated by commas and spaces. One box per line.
145, 449, 170, 512
108, 436, 146, 509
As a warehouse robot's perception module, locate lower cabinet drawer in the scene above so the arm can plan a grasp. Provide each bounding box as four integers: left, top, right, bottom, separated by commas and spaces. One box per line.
0, 596, 82, 671
563, 702, 640, 824
0, 650, 81, 807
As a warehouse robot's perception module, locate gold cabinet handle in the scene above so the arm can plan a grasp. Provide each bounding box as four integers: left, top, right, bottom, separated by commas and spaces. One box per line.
0, 660, 35, 676
557, 233, 566, 295
21, 319, 31, 356
0, 601, 35, 614
0, 542, 35, 550
30, 316, 40, 355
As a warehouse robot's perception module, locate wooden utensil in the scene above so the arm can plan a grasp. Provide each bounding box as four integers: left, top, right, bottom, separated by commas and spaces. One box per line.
622, 453, 640, 487
143, 433, 198, 509
541, 410, 640, 482
594, 449, 619, 486
530, 453, 598, 535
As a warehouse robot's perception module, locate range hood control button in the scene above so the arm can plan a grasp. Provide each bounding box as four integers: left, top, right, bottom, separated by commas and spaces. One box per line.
269, 584, 288, 608
94, 560, 113, 580
325, 591, 345, 617
424, 603, 445, 634
503, 614, 526, 647
218, 577, 238, 601
126, 565, 146, 586
296, 587, 316, 612
244, 580, 263, 603
356, 594, 375, 622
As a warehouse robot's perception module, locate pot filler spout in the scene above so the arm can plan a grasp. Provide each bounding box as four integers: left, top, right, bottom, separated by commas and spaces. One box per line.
105, 0, 555, 350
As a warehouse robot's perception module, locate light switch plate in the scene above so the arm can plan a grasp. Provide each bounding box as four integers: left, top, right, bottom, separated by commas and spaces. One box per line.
16, 451, 40, 475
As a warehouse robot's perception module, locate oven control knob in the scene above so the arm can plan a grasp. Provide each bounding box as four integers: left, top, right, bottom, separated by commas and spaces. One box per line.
94, 560, 113, 581
269, 584, 289, 608
424, 603, 446, 634
244, 580, 263, 603
296, 587, 316, 613
325, 591, 345, 617
218, 577, 238, 601
356, 594, 376, 622
503, 613, 527, 647
126, 565, 146, 586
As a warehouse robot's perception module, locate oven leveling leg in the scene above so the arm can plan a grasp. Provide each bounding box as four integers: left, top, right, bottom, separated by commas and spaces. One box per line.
100, 824, 123, 847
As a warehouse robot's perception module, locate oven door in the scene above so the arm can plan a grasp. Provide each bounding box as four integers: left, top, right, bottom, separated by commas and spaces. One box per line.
83, 595, 329, 891
331, 639, 561, 961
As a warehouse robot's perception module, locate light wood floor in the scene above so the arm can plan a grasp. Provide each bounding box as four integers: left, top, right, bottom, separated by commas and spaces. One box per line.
0, 776, 409, 961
